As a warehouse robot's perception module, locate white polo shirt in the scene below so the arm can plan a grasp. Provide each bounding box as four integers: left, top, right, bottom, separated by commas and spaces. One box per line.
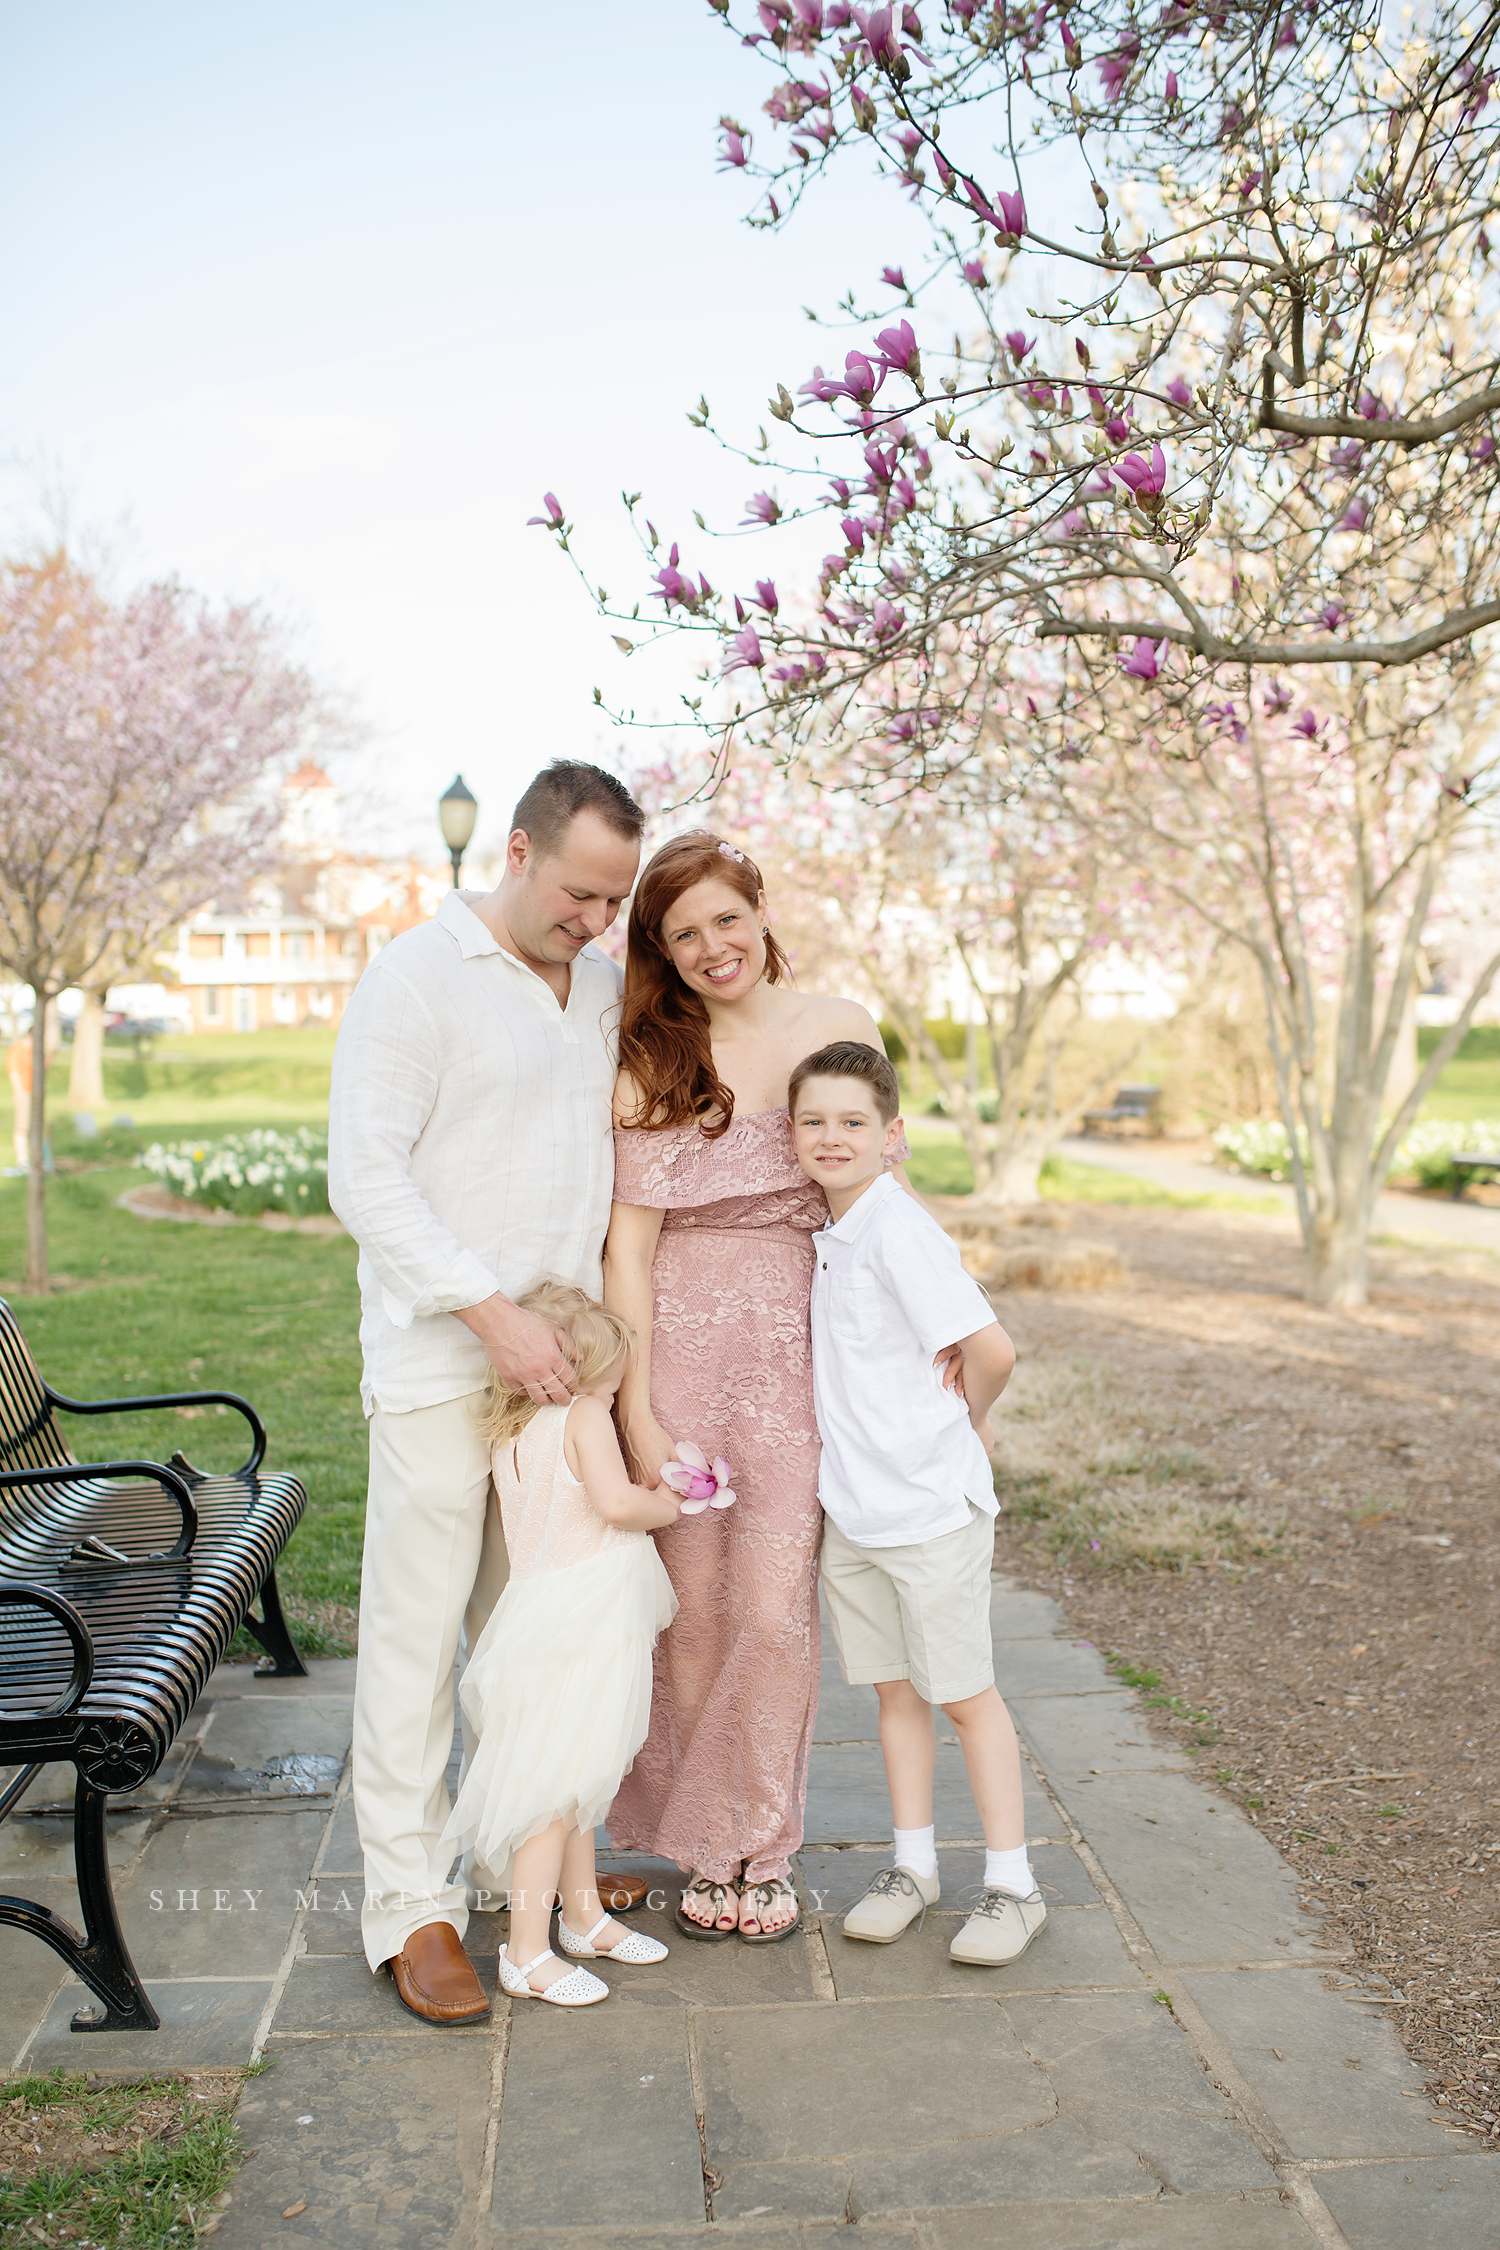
809, 1171, 1000, 1548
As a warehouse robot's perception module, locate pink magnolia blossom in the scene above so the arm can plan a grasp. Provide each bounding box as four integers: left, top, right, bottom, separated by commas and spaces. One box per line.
1098, 34, 1140, 98
993, 187, 1026, 242
717, 125, 751, 169
1121, 636, 1164, 680
1469, 434, 1496, 466
871, 596, 907, 638
752, 578, 780, 614
1163, 375, 1193, 411
1104, 414, 1133, 444
1357, 389, 1390, 421
741, 490, 783, 525
1263, 680, 1293, 714
881, 263, 907, 290
527, 492, 564, 527
962, 257, 987, 285
1329, 440, 1364, 474
1291, 708, 1322, 738
1338, 495, 1371, 532
840, 514, 867, 550
1075, 337, 1091, 369
1315, 601, 1347, 632
1165, 68, 1179, 98
1114, 442, 1168, 511
1005, 329, 1036, 362
723, 626, 766, 673
823, 476, 853, 504
661, 1441, 738, 1512
875, 319, 922, 380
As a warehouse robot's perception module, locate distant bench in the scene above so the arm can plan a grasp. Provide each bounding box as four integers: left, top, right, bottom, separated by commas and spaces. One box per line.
1451, 1154, 1500, 1201
1081, 1084, 1164, 1139
0, 1300, 307, 2032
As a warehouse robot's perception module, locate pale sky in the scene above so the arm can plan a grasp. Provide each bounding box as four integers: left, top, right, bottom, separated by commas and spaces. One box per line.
0, 1, 985, 860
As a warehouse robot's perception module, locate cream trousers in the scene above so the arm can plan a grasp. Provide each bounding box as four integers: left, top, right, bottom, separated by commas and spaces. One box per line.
352, 1391, 510, 1969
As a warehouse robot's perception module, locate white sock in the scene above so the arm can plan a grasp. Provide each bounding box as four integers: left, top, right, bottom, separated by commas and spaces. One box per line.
985, 1844, 1034, 1896
893, 1824, 938, 1880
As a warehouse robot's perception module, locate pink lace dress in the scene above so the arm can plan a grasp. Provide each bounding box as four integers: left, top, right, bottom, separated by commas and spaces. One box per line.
607, 1109, 827, 1884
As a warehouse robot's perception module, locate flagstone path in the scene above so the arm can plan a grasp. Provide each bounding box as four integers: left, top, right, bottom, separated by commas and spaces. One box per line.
5, 1579, 1497, 2247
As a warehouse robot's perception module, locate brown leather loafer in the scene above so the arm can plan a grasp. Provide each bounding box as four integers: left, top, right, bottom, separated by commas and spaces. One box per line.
385, 1922, 490, 2024
597, 1870, 651, 1912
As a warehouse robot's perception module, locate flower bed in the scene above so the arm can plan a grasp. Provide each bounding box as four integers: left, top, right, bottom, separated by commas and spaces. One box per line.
140, 1128, 331, 1218
1212, 1113, 1500, 1192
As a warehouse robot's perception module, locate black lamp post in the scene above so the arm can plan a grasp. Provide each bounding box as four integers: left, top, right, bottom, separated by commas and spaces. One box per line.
438, 775, 479, 889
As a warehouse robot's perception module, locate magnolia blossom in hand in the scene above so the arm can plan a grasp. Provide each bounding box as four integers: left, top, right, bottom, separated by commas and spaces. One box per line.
660, 1442, 738, 1514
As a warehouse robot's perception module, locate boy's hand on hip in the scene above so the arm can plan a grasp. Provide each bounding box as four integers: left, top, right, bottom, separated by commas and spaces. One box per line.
934, 1341, 968, 1401
456, 1294, 577, 1403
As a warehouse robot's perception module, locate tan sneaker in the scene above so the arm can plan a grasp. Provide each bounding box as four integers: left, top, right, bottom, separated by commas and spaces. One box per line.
949, 1887, 1048, 1966
841, 1864, 941, 1944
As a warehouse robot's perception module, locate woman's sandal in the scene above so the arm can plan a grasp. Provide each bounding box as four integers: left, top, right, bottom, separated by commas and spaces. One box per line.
739, 1876, 800, 1945
497, 1945, 608, 2007
675, 1873, 741, 1942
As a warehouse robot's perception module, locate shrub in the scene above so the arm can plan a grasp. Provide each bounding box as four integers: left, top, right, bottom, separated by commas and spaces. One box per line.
141, 1127, 331, 1218
1393, 1117, 1500, 1192
1211, 1117, 1307, 1180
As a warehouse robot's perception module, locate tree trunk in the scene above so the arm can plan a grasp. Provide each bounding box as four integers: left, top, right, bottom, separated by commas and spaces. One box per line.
995, 1146, 1046, 1205
1304, 1195, 1370, 1308
69, 991, 107, 1111
27, 1003, 49, 1293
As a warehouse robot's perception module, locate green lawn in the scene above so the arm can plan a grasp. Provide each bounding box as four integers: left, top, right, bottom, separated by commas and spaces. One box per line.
900, 1128, 1269, 1211
0, 1158, 366, 1654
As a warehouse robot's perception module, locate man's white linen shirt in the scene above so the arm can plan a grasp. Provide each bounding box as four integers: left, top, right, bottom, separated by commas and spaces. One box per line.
328, 889, 622, 1417
810, 1170, 999, 1547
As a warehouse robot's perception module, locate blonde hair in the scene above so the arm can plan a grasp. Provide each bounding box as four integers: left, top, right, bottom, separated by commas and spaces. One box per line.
473, 1278, 634, 1448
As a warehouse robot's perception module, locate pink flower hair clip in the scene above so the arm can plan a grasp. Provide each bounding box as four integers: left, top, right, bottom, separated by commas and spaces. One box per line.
717, 841, 746, 865
660, 1441, 738, 1514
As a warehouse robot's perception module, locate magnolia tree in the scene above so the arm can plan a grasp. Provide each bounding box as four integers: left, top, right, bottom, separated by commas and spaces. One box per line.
1069, 625, 1500, 1302
635, 737, 1162, 1198
531, 0, 1500, 778
0, 558, 322, 1290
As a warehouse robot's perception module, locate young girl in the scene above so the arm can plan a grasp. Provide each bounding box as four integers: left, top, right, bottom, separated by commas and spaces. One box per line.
441, 1280, 681, 2008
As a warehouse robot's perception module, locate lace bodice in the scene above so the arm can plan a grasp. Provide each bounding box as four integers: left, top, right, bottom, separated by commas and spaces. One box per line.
612, 1108, 910, 1234
498, 1403, 632, 1581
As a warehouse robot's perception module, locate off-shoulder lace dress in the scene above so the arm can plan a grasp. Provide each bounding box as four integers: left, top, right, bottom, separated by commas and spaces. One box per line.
606, 1108, 828, 1884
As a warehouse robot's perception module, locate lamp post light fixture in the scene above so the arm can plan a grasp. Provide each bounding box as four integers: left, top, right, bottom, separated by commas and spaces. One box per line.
438, 775, 479, 889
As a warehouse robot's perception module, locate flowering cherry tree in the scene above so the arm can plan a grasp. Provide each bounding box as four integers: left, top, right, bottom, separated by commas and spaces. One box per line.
534, 0, 1500, 785
1070, 626, 1500, 1304
0, 558, 322, 1290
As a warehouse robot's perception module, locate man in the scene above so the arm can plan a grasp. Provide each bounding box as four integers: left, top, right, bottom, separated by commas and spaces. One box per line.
329, 760, 646, 2025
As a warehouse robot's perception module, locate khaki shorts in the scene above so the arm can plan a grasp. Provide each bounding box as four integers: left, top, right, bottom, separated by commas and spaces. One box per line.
820, 1503, 996, 1706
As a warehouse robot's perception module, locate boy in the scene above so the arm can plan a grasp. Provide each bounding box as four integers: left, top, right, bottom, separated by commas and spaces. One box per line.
790, 1040, 1045, 1966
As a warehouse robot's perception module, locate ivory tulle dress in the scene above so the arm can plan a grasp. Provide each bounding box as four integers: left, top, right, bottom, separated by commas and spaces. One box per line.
441, 1402, 677, 1874
607, 1109, 830, 1886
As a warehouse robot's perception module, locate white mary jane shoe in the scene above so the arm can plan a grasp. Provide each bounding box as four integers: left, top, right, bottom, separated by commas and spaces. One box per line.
557, 1912, 669, 1965
497, 1945, 608, 2007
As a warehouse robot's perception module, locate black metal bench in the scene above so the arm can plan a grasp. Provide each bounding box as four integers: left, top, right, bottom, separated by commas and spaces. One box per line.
1451, 1154, 1500, 1201
1082, 1083, 1164, 1137
0, 1298, 307, 2033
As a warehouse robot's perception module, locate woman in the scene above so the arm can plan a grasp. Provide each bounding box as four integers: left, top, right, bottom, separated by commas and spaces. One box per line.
604, 831, 899, 1941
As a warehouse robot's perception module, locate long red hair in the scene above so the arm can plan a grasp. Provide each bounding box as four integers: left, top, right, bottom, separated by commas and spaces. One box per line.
618, 829, 792, 1136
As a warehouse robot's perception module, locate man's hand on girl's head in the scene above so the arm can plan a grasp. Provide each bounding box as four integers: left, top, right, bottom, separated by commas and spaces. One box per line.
455, 1293, 578, 1403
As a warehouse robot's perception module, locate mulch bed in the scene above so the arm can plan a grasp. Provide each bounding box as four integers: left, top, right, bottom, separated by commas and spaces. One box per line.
990, 1200, 1500, 2143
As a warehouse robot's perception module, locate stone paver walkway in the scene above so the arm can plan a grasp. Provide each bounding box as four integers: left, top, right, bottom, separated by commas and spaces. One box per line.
5, 1581, 1498, 2247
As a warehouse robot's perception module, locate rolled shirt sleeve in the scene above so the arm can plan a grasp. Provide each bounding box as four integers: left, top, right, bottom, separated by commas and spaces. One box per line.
328, 963, 503, 1329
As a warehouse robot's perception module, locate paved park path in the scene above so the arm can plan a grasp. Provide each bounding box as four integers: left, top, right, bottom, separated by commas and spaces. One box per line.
6, 1581, 1498, 2248
1056, 1135, 1500, 1257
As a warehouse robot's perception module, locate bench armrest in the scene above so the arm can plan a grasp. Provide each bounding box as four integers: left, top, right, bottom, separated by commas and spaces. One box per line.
0, 1581, 95, 1717
45, 1386, 266, 1478
0, 1460, 198, 1564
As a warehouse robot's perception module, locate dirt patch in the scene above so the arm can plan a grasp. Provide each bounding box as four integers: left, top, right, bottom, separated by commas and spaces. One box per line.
0, 2069, 239, 2184
986, 1199, 1500, 2143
